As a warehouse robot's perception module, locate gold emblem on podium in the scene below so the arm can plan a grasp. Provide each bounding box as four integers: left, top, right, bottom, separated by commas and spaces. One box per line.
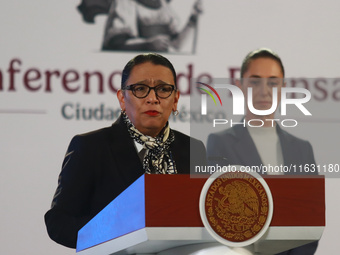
200, 168, 273, 246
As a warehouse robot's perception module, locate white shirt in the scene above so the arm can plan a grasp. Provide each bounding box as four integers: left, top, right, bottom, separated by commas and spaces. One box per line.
134, 141, 143, 153
247, 125, 284, 175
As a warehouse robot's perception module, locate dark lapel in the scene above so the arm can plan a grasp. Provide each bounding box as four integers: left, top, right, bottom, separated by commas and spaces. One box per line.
276, 125, 294, 166
233, 124, 263, 167
170, 130, 190, 174
107, 116, 144, 182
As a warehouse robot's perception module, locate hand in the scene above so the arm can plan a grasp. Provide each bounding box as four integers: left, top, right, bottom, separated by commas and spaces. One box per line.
192, 0, 203, 16
146, 35, 171, 51
188, 0, 203, 26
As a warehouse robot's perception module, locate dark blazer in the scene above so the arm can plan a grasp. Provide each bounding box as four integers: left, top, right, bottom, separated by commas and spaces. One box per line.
45, 116, 206, 248
207, 124, 318, 255
207, 124, 317, 174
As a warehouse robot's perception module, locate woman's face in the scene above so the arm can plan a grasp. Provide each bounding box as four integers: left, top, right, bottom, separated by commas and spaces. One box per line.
117, 62, 179, 137
238, 57, 285, 120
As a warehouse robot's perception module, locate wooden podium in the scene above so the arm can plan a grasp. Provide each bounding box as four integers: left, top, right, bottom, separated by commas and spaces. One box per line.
76, 174, 325, 255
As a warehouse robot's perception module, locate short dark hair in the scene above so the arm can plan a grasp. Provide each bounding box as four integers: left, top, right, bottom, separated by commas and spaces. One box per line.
121, 53, 177, 89
240, 48, 285, 78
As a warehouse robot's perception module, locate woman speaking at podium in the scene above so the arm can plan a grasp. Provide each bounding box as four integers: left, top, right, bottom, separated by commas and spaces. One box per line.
44, 53, 206, 248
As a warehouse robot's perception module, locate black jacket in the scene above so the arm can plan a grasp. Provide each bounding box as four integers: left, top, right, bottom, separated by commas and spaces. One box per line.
45, 116, 206, 248
207, 124, 317, 174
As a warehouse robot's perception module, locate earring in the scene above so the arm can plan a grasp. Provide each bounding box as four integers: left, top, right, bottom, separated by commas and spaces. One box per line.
173, 110, 179, 116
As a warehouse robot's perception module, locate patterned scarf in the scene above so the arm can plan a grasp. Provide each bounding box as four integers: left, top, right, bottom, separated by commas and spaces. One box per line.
122, 112, 177, 174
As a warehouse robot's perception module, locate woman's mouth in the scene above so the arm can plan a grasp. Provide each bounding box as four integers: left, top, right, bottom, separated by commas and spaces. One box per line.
145, 110, 160, 116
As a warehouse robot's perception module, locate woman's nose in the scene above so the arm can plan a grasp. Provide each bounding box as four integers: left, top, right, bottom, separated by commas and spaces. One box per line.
146, 88, 159, 104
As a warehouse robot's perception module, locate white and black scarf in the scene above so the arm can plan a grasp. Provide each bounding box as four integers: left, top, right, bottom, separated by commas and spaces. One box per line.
122, 112, 177, 174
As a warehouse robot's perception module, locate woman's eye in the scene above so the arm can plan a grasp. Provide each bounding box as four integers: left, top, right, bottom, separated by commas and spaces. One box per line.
249, 79, 260, 86
159, 87, 169, 92
158, 85, 172, 92
268, 79, 280, 86
134, 86, 147, 92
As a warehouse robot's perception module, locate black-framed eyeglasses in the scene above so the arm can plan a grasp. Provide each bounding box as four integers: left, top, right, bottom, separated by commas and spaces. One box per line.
124, 84, 176, 99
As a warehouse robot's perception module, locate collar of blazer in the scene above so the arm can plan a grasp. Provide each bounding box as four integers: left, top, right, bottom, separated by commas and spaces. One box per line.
108, 115, 194, 175
108, 115, 144, 181
232, 123, 296, 167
